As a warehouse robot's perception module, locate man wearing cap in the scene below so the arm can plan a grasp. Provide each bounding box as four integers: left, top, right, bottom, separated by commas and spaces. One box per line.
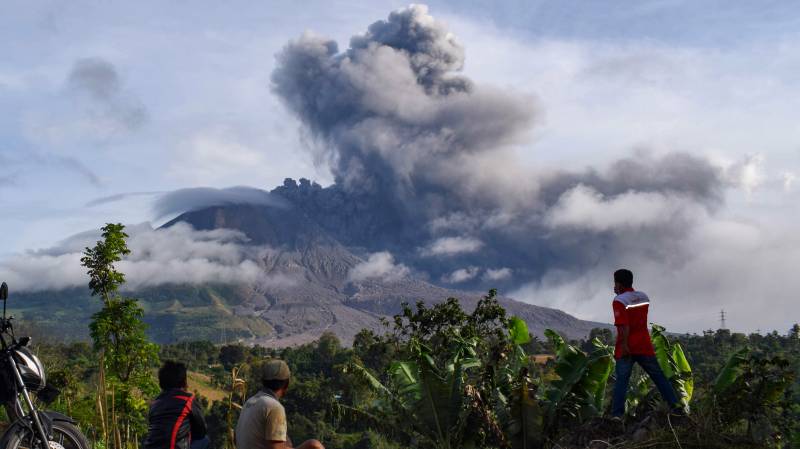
235, 359, 325, 449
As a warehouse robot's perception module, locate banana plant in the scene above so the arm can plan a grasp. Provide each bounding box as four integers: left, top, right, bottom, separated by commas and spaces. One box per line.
624, 373, 652, 417
492, 317, 544, 449
541, 329, 614, 428
347, 336, 483, 449
711, 347, 795, 434
713, 346, 750, 394
651, 324, 693, 408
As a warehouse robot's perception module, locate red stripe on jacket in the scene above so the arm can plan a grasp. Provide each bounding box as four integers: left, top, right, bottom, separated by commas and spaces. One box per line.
170, 395, 194, 449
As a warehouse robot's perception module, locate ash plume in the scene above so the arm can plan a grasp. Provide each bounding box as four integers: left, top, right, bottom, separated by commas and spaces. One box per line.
271, 4, 534, 201
271, 5, 726, 287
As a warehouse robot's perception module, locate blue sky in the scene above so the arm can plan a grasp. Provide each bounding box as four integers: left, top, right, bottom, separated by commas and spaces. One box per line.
1, 1, 799, 332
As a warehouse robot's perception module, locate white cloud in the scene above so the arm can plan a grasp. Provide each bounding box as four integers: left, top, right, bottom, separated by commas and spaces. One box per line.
783, 172, 796, 192
443, 266, 480, 283
483, 267, 512, 281
420, 236, 484, 257
348, 251, 410, 282
0, 222, 268, 292
724, 153, 765, 196
169, 127, 272, 185
511, 214, 800, 334
544, 184, 699, 232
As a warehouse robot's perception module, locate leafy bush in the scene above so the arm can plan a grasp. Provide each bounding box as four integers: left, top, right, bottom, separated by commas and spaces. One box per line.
713, 348, 796, 445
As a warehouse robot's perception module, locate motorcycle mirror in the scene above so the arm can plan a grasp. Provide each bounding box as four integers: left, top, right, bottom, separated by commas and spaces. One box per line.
0, 282, 7, 301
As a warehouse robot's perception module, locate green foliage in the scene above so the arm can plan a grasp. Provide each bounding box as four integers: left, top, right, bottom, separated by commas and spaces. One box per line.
9, 281, 800, 449
347, 293, 510, 449
160, 341, 218, 370
387, 290, 509, 364
81, 223, 159, 448
651, 324, 693, 408
623, 372, 652, 417
83, 223, 158, 383
508, 317, 531, 345
80, 223, 130, 302
712, 348, 796, 445
542, 330, 613, 427
219, 344, 248, 370
89, 297, 158, 383
492, 342, 543, 448
713, 346, 750, 394
350, 341, 483, 449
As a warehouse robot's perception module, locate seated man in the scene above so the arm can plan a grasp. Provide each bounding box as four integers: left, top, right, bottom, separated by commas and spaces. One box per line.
236, 359, 325, 449
144, 361, 209, 449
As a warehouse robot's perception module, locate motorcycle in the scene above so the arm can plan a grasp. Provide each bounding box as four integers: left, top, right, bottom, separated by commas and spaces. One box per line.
0, 282, 89, 449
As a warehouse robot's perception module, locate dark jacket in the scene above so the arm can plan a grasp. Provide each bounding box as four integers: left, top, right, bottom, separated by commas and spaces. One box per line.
144, 389, 206, 449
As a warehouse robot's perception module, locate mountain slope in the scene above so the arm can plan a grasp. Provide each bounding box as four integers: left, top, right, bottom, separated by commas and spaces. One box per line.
157, 202, 609, 345
9, 193, 610, 346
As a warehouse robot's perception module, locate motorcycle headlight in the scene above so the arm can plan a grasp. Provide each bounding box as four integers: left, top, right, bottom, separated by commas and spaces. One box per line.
14, 348, 46, 390
29, 353, 45, 387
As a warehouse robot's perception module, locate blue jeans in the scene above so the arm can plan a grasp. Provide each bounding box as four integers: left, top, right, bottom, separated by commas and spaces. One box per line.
191, 436, 210, 449
611, 355, 680, 417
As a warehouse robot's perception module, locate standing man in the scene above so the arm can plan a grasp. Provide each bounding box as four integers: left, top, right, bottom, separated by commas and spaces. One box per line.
235, 359, 325, 449
610, 269, 681, 417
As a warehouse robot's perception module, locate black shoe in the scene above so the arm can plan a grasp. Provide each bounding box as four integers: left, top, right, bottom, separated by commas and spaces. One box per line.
608, 415, 625, 433
668, 407, 690, 426
669, 406, 687, 417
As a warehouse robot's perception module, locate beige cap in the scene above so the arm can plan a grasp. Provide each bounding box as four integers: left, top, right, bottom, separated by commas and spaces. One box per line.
261, 359, 291, 381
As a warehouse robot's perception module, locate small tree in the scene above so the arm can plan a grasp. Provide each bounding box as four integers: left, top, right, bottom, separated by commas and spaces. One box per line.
82, 223, 158, 449
789, 324, 800, 341
81, 223, 129, 305
219, 344, 248, 370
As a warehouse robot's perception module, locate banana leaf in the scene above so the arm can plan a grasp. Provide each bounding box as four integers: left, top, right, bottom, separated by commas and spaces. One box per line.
542, 330, 613, 424
416, 362, 452, 446
509, 316, 532, 345
385, 349, 483, 449
547, 328, 566, 352
625, 373, 652, 415
650, 324, 693, 406
671, 343, 693, 404
651, 324, 675, 379
507, 378, 544, 449
583, 339, 614, 411
713, 347, 750, 394
389, 361, 422, 404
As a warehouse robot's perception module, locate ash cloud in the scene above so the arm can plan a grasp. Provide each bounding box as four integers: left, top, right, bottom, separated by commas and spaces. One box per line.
271, 4, 534, 199
271, 5, 727, 289
67, 57, 147, 132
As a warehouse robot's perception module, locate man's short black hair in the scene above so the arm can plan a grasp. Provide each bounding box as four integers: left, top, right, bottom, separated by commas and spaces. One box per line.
262, 378, 290, 392
158, 360, 187, 390
614, 269, 634, 288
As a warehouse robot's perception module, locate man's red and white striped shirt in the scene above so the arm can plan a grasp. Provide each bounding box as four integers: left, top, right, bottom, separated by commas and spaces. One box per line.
612, 289, 655, 359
